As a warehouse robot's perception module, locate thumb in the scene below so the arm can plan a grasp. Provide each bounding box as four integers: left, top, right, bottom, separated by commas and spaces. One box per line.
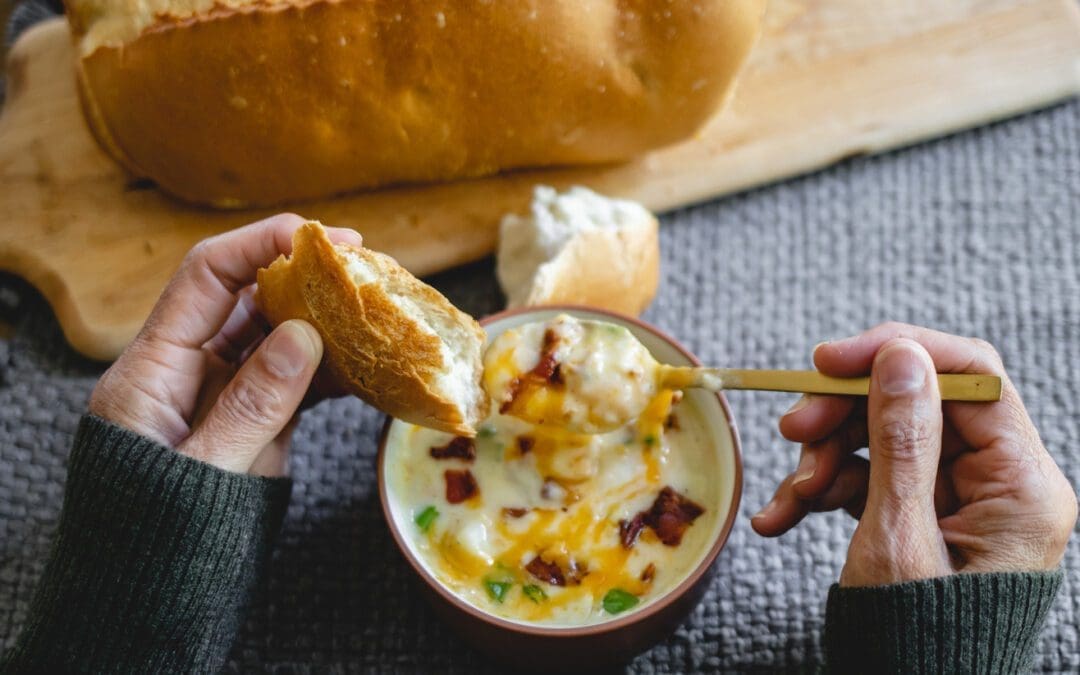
844, 338, 950, 585
179, 320, 323, 473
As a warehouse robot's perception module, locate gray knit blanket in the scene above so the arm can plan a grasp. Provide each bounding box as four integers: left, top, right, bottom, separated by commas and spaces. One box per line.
1, 4, 1078, 671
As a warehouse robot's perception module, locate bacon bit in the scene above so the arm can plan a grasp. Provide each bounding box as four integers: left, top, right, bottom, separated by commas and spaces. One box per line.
525, 555, 586, 586
530, 352, 559, 382
644, 486, 705, 546
444, 469, 479, 504
533, 329, 566, 384
500, 329, 565, 414
550, 363, 564, 385
619, 514, 647, 550
526, 556, 565, 586
502, 507, 528, 519
664, 413, 680, 431
516, 436, 535, 455
541, 327, 559, 353
640, 563, 656, 583
620, 487, 705, 549
430, 437, 476, 461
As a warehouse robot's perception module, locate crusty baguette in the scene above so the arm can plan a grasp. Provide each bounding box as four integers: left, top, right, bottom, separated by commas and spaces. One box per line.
497, 186, 659, 316
65, 0, 766, 207
255, 221, 488, 436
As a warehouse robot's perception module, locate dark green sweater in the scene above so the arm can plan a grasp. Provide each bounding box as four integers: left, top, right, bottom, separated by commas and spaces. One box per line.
0, 415, 1064, 673
1, 415, 291, 673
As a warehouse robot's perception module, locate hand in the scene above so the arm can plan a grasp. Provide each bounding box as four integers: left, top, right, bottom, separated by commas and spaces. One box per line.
751, 322, 1077, 586
89, 214, 362, 476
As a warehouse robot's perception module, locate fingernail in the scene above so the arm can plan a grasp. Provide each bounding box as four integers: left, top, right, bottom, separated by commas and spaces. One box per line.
876, 342, 927, 396
782, 394, 813, 417
265, 321, 321, 378
752, 499, 778, 520
793, 452, 816, 485
331, 227, 364, 247
816, 336, 853, 356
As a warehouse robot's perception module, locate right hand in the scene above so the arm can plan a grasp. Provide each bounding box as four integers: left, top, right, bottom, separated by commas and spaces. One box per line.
751, 323, 1076, 586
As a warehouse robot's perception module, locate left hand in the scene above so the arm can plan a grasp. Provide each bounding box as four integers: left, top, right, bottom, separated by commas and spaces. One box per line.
89, 214, 362, 476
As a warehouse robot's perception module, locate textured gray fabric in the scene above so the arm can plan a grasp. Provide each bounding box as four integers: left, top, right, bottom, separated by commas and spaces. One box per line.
1, 5, 1078, 672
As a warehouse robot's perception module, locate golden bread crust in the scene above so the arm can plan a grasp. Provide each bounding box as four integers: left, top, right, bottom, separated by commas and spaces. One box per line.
68, 0, 767, 206
524, 216, 660, 316
255, 222, 487, 435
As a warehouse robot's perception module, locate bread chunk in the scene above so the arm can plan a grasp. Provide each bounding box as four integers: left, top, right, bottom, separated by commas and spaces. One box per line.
497, 186, 660, 316
256, 221, 488, 435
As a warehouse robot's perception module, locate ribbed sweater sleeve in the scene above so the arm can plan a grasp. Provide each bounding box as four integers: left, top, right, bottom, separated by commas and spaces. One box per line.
824, 570, 1063, 674
1, 414, 292, 673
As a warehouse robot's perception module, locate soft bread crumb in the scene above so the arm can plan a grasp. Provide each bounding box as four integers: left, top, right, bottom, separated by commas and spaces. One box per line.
496, 185, 660, 315
337, 247, 487, 426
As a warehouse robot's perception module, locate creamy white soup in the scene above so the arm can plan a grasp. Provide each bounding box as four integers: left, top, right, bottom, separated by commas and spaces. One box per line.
385, 338, 727, 626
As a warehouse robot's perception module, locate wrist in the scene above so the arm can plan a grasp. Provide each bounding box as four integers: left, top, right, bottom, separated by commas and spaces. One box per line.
839, 521, 952, 587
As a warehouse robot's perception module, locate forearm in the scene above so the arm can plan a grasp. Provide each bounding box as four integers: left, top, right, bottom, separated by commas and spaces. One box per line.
1, 415, 291, 673
824, 571, 1063, 673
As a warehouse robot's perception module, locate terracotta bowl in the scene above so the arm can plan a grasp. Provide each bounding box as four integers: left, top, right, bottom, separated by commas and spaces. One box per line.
377, 306, 743, 671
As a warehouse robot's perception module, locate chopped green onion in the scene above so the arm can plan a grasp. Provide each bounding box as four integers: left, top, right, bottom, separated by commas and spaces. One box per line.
484, 578, 513, 603
602, 588, 639, 615
477, 424, 497, 438
522, 584, 547, 604
642, 434, 657, 447
414, 505, 439, 532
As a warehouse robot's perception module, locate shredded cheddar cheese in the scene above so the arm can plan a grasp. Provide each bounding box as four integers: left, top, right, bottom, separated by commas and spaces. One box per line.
387, 387, 719, 626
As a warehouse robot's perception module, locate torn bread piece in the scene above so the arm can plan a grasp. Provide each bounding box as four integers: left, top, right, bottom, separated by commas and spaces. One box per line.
497, 186, 660, 316
256, 221, 488, 436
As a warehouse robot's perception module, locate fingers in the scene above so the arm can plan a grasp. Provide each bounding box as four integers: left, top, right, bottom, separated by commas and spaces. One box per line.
751, 456, 870, 537
750, 473, 810, 537
142, 215, 362, 351
813, 322, 1004, 378
142, 214, 304, 350
790, 419, 868, 500
778, 394, 856, 443
178, 320, 323, 473
204, 286, 266, 364
840, 338, 952, 585
813, 321, 1040, 460
815, 456, 870, 518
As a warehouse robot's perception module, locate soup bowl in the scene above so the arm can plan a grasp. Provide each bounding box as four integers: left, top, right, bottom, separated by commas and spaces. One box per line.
377, 306, 742, 671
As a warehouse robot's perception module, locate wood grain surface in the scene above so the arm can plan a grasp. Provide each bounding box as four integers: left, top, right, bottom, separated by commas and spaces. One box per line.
1, 0, 1079, 360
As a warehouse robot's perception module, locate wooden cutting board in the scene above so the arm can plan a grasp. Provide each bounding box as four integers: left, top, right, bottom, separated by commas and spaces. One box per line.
2, 0, 1079, 360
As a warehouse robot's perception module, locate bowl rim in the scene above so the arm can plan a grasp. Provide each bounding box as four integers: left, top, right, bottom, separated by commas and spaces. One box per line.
376, 304, 744, 637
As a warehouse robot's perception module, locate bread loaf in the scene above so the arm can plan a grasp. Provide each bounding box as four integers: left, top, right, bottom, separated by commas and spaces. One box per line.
255, 221, 489, 436
66, 0, 766, 207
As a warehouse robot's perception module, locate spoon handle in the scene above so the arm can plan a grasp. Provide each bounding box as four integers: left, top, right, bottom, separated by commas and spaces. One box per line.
662, 367, 1001, 402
